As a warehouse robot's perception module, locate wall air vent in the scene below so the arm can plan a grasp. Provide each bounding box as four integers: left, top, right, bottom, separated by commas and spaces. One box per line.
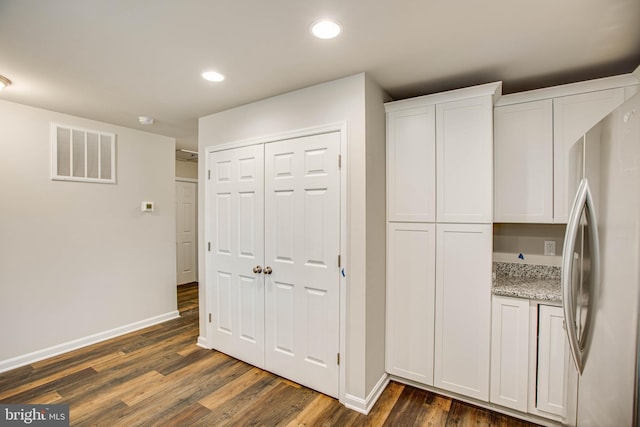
51, 123, 116, 184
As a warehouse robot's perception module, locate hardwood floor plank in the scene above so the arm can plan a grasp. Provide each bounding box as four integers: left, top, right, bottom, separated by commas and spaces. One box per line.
24, 391, 62, 405
120, 352, 231, 407
216, 381, 317, 426
0, 367, 97, 404
445, 400, 534, 427
0, 351, 121, 399
69, 370, 165, 423
383, 385, 438, 426
284, 392, 338, 427
149, 402, 210, 427
422, 390, 453, 426
364, 381, 405, 426
198, 366, 270, 410
191, 374, 282, 426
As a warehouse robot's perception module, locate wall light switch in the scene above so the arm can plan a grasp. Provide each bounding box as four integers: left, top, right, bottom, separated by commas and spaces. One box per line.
544, 240, 556, 256
141, 201, 154, 212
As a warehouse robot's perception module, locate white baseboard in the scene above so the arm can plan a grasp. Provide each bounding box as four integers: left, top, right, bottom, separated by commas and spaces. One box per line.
197, 336, 210, 349
343, 373, 390, 415
0, 310, 180, 373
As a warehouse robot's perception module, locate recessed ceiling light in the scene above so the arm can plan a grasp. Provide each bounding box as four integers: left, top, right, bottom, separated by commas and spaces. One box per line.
202, 71, 225, 82
311, 20, 341, 39
0, 75, 12, 91
138, 116, 154, 125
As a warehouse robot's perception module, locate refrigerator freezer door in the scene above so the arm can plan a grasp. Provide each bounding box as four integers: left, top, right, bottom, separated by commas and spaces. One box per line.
574, 94, 640, 426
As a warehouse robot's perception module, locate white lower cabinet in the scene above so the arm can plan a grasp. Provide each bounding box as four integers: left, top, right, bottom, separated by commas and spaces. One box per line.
534, 304, 569, 417
489, 297, 570, 421
490, 296, 530, 411
386, 222, 436, 385
434, 223, 492, 401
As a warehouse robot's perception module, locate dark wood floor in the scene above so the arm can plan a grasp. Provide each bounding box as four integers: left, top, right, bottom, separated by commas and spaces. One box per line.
0, 283, 538, 426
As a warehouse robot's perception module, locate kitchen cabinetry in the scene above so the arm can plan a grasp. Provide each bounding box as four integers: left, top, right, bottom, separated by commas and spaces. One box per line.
489, 296, 571, 421
534, 304, 568, 417
494, 100, 553, 223
490, 295, 530, 411
552, 88, 626, 223
386, 222, 436, 384
436, 96, 493, 223
386, 82, 499, 403
493, 75, 638, 223
434, 223, 492, 401
387, 105, 436, 222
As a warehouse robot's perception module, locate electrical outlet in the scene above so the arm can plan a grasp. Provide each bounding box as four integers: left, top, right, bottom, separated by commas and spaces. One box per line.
544, 240, 556, 256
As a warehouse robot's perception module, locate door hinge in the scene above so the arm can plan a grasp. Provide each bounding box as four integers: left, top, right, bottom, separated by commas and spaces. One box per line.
338, 154, 341, 169
337, 353, 340, 365
208, 313, 212, 323
338, 254, 341, 268
208, 169, 211, 180
208, 242, 211, 252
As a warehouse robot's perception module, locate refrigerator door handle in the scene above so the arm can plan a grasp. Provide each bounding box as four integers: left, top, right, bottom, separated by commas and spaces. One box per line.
562, 178, 600, 375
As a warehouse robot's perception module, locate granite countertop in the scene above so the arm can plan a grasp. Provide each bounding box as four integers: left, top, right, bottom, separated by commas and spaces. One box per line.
491, 262, 562, 303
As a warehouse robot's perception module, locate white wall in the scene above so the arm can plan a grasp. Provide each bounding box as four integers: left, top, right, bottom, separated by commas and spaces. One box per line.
364, 75, 389, 394
493, 223, 566, 255
0, 99, 177, 366
198, 73, 387, 404
176, 159, 198, 179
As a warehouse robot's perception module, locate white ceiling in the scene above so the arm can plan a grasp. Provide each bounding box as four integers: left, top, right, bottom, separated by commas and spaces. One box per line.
1, 0, 639, 151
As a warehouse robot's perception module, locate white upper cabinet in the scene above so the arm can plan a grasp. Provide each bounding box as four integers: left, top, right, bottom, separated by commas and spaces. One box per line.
553, 88, 626, 223
494, 74, 638, 224
436, 96, 494, 223
386, 82, 500, 225
494, 100, 553, 223
387, 106, 436, 222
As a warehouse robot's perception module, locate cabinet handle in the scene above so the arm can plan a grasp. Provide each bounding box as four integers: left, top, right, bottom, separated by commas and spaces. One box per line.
263, 266, 272, 275
253, 265, 263, 274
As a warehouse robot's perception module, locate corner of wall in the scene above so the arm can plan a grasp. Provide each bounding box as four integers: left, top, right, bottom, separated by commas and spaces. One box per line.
363, 75, 389, 395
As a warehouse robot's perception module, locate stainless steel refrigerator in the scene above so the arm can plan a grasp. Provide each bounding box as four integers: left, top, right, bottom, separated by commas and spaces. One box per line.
561, 92, 640, 426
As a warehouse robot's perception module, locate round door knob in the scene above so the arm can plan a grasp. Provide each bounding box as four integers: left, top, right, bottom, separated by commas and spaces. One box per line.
253, 265, 263, 274
263, 266, 272, 275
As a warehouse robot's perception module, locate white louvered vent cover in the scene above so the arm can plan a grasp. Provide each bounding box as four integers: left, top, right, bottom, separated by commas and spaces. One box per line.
51, 124, 116, 183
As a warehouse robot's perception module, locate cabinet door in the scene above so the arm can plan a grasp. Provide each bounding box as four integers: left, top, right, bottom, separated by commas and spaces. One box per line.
536, 305, 568, 417
553, 88, 626, 223
387, 106, 436, 222
490, 296, 530, 411
494, 100, 553, 223
386, 223, 436, 385
436, 96, 493, 223
434, 223, 492, 401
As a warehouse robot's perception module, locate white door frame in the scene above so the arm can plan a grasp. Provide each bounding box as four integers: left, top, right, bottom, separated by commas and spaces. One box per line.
203, 121, 348, 404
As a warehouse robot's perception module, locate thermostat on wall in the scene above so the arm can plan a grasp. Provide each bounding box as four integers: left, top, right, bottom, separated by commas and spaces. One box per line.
141, 201, 154, 212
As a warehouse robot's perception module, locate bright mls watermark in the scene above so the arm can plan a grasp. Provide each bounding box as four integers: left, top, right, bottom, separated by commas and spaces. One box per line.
0, 405, 68, 426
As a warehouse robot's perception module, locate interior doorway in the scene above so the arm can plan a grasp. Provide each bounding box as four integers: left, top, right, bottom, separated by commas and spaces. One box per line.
176, 179, 198, 285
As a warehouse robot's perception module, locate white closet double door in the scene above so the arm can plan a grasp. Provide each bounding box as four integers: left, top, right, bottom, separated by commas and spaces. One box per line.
207, 131, 341, 398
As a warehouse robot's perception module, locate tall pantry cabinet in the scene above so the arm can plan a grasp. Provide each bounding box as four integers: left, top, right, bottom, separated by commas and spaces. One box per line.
385, 82, 501, 401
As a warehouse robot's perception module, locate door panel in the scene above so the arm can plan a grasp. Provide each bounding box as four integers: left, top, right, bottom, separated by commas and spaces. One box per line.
386, 222, 436, 385
264, 132, 340, 398
208, 145, 265, 368
176, 181, 197, 284
434, 223, 492, 401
